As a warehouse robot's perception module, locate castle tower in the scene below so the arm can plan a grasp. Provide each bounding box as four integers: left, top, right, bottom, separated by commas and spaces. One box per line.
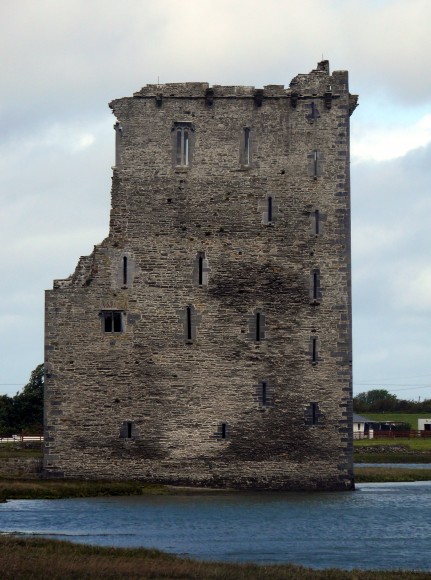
44, 61, 357, 490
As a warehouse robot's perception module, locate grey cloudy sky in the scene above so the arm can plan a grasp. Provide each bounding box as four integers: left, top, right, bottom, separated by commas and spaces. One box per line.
1, 0, 430, 399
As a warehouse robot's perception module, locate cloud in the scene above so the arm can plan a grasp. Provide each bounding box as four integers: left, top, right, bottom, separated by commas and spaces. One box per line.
352, 113, 431, 162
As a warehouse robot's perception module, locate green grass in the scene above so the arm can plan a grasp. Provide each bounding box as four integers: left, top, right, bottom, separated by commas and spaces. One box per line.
0, 478, 170, 502
360, 413, 431, 430
355, 467, 431, 483
354, 437, 431, 463
354, 438, 431, 451
1, 537, 430, 579
0, 442, 43, 459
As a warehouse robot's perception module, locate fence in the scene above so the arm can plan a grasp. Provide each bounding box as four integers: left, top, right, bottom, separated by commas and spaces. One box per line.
354, 430, 431, 440
0, 431, 43, 444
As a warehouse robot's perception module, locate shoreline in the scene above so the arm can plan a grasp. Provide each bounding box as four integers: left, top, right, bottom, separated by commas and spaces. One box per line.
1, 467, 431, 502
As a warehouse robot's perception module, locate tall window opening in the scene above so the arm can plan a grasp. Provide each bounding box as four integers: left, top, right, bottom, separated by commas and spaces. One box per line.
312, 337, 318, 363
314, 209, 320, 234
305, 402, 323, 426
177, 126, 189, 165
127, 421, 132, 438
123, 256, 128, 286
186, 306, 192, 341
313, 150, 318, 178
101, 311, 123, 333
267, 196, 273, 223
221, 423, 227, 439
311, 403, 318, 425
249, 309, 265, 342
313, 271, 319, 300
255, 312, 261, 342
243, 127, 251, 165
173, 122, 193, 167
198, 255, 203, 286
261, 381, 267, 406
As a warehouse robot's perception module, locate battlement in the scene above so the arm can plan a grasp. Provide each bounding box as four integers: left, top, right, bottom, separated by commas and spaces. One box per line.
110, 62, 351, 107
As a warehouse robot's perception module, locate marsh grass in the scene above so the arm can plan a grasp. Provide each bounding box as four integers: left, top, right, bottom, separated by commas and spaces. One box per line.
355, 467, 431, 483
0, 478, 168, 502
0, 537, 430, 580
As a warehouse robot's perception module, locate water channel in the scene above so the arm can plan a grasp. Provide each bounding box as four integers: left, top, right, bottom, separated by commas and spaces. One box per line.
1, 482, 431, 571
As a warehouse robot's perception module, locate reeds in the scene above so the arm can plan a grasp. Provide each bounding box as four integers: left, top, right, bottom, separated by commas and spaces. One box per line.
0, 537, 430, 579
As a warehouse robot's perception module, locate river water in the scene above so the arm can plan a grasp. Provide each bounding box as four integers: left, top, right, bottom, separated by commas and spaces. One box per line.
1, 482, 431, 571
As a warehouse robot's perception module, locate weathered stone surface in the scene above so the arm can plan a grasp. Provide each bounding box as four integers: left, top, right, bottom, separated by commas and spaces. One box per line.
44, 61, 356, 490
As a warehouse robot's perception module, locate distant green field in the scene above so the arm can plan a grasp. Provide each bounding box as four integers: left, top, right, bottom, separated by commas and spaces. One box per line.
357, 413, 431, 429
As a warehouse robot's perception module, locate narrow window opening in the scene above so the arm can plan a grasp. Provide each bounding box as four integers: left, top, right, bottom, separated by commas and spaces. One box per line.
313, 150, 318, 177
123, 256, 128, 286
312, 337, 317, 363
186, 306, 192, 341
255, 312, 261, 342
198, 256, 203, 286
267, 196, 273, 223
313, 271, 318, 300
311, 403, 318, 425
314, 209, 320, 234
175, 125, 191, 166
221, 423, 227, 439
184, 129, 189, 165
244, 127, 250, 165
261, 381, 267, 406
127, 422, 132, 438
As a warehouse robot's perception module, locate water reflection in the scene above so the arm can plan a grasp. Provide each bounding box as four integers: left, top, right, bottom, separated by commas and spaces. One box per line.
1, 482, 431, 571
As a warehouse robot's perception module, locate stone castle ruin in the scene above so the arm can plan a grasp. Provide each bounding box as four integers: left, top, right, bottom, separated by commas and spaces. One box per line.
44, 61, 357, 490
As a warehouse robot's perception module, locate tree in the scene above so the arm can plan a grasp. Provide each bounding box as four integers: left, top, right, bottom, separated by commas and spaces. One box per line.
0, 364, 44, 436
353, 389, 398, 413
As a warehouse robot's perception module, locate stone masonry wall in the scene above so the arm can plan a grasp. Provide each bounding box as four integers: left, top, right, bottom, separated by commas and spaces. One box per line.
44, 61, 357, 490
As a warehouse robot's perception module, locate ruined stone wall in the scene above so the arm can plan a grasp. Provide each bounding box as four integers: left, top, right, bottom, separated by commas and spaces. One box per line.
44, 61, 356, 490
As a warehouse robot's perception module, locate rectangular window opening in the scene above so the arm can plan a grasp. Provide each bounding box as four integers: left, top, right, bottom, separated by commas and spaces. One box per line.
261, 382, 267, 406
314, 209, 320, 234
313, 272, 318, 300
312, 337, 317, 363
255, 312, 261, 342
221, 423, 227, 439
127, 422, 132, 438
267, 197, 273, 223
176, 129, 182, 165
311, 403, 318, 425
176, 126, 190, 166
102, 311, 123, 334
113, 312, 122, 333
198, 256, 203, 286
313, 150, 318, 177
184, 130, 189, 165
244, 127, 250, 165
186, 306, 192, 341
123, 256, 128, 286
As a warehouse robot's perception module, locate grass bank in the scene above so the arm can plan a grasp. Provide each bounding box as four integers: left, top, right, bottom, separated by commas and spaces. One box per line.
0, 479, 169, 502
0, 537, 430, 580
0, 442, 42, 459
354, 438, 431, 463
355, 467, 431, 483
